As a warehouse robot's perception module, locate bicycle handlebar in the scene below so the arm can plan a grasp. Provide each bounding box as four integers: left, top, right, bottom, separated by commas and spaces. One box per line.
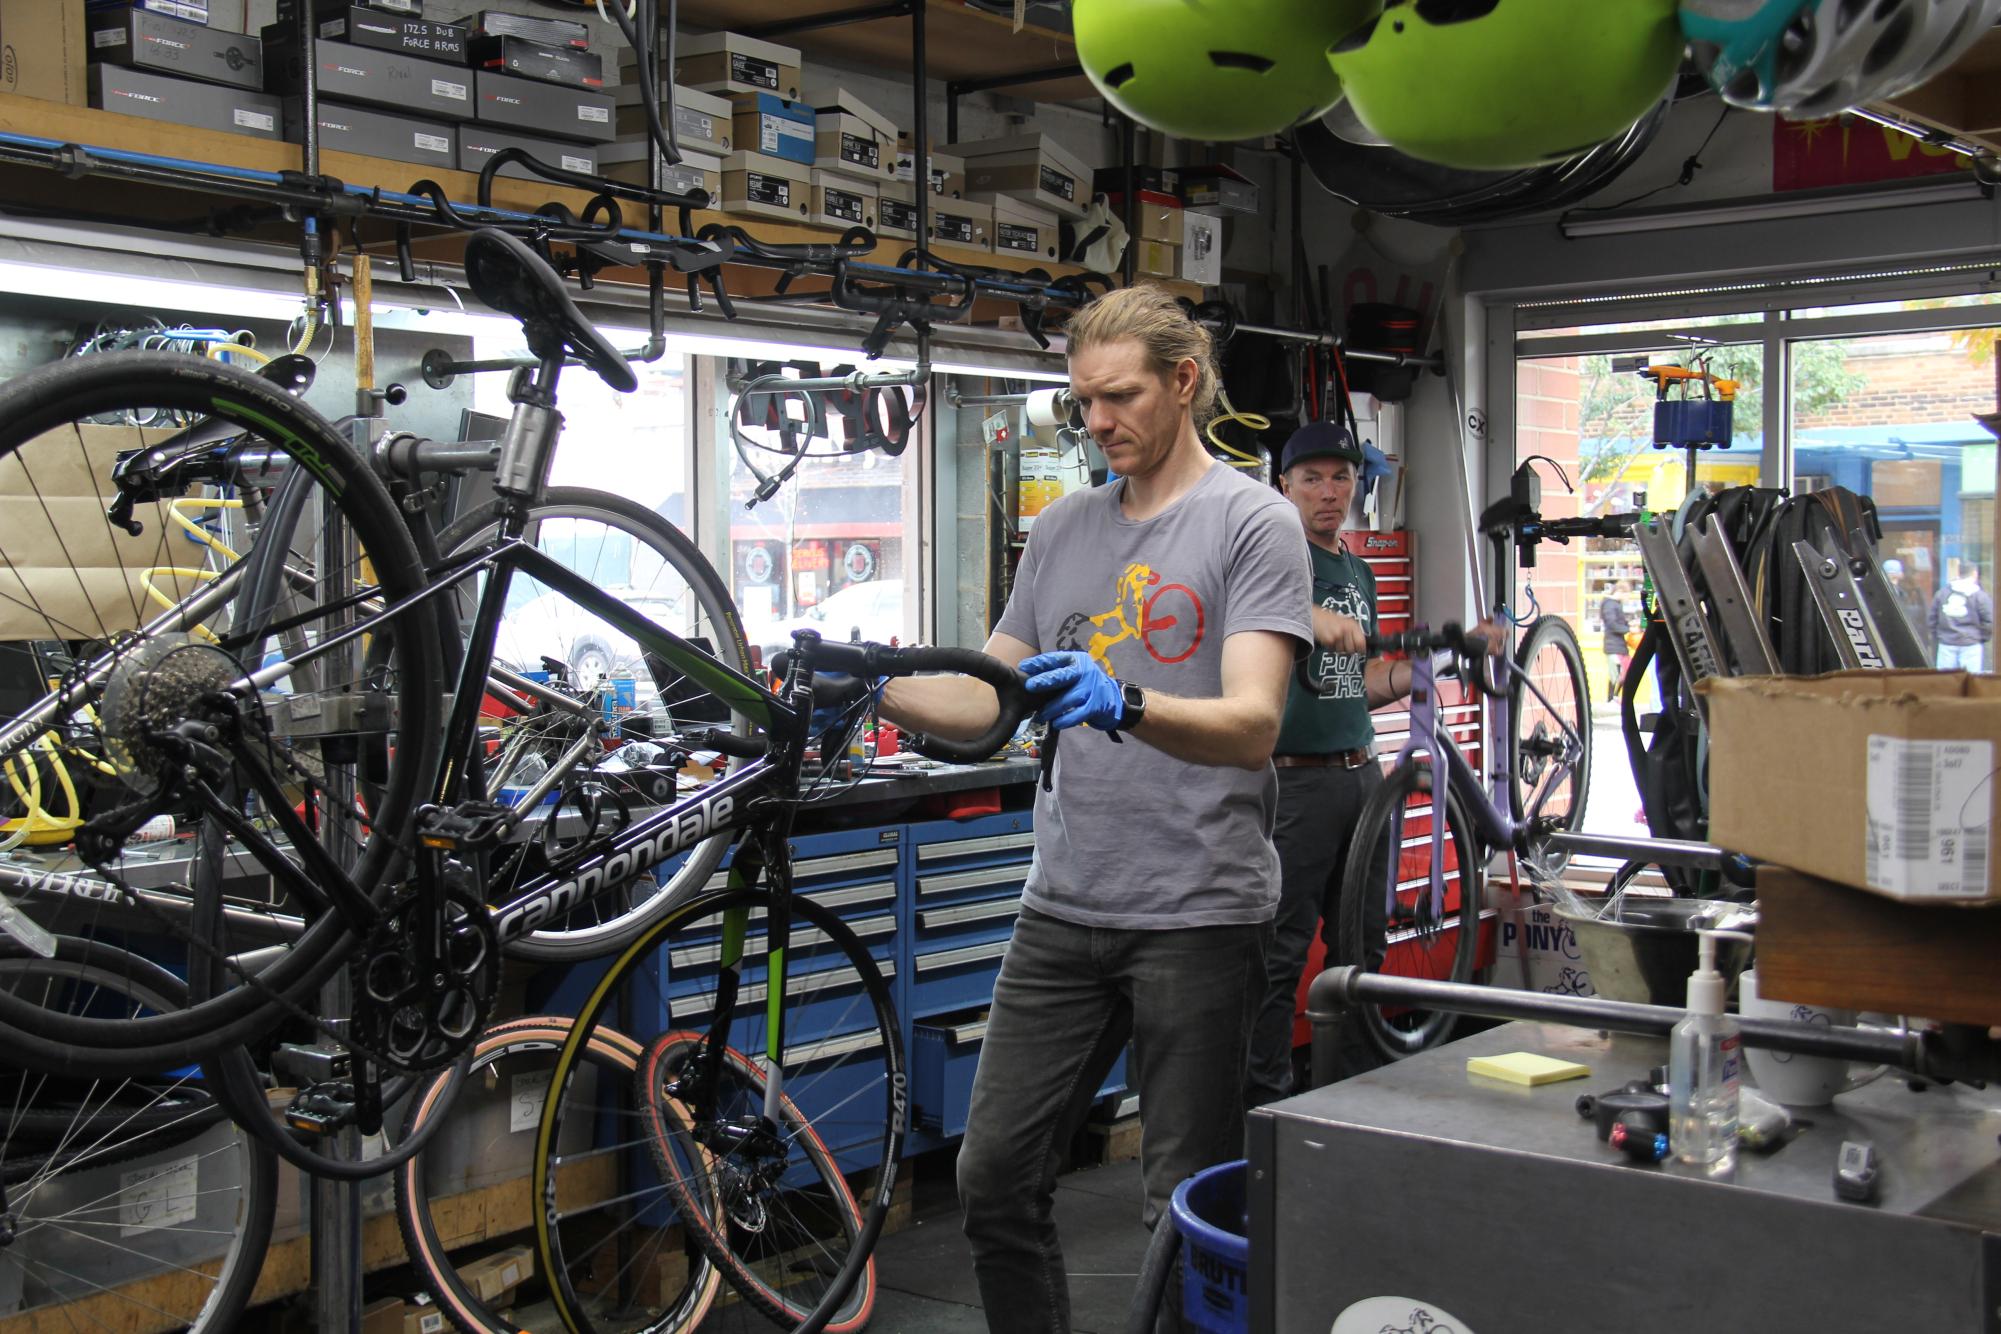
785, 632, 1033, 765
1364, 623, 1489, 658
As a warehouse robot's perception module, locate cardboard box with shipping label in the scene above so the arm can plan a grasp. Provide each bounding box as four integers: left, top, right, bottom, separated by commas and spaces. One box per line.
814, 89, 897, 182
730, 91, 813, 166
990, 195, 1059, 262
458, 1244, 534, 1304
721, 149, 809, 222
1701, 670, 2001, 902
1, 0, 88, 105
611, 80, 730, 154
942, 132, 1092, 219
809, 168, 876, 230
599, 138, 719, 201
1102, 189, 1182, 245
675, 30, 799, 100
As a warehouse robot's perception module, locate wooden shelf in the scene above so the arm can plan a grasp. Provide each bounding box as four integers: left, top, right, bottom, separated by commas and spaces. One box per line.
674, 0, 1094, 104
0, 91, 1084, 292
1868, 26, 2001, 156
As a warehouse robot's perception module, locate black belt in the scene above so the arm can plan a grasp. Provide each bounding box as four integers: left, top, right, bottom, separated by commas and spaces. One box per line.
1273, 749, 1372, 770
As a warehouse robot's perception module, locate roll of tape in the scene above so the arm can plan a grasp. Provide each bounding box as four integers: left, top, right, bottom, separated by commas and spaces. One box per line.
1025, 387, 1066, 428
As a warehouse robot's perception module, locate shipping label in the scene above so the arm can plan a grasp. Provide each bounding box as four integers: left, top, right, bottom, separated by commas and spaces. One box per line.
823, 187, 865, 223
841, 132, 879, 170
879, 197, 917, 232
997, 222, 1039, 253
933, 214, 974, 244
1865, 735, 1994, 898
745, 172, 791, 208
730, 51, 780, 90
1038, 164, 1075, 201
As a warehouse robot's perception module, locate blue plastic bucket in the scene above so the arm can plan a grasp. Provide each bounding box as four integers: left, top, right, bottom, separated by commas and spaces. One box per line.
1170, 1159, 1250, 1333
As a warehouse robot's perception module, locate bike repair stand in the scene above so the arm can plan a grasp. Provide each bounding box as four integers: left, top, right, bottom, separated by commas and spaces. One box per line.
1792, 529, 1930, 670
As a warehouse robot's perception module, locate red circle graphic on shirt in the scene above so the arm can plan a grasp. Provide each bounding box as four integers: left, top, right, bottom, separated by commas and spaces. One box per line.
1142, 583, 1205, 663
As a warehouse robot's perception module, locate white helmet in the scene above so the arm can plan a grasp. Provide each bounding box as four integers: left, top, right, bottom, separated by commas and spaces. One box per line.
1682, 0, 2001, 118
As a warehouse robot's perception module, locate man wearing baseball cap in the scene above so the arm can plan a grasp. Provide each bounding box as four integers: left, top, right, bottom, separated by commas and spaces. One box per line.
1244, 420, 1496, 1099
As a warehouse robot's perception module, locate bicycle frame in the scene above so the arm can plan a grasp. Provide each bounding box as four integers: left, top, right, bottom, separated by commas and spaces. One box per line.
1389, 641, 1586, 922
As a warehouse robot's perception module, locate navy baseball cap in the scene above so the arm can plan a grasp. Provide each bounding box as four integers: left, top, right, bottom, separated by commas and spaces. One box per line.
1279, 421, 1364, 472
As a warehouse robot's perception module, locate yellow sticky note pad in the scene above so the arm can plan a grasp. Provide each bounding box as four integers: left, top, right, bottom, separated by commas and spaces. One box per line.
1466, 1052, 1592, 1087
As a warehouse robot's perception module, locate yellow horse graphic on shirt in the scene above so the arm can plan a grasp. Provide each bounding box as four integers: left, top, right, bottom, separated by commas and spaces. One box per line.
1057, 562, 1160, 673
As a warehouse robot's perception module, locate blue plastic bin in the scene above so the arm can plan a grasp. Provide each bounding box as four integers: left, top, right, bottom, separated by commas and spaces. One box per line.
1170, 1159, 1250, 1333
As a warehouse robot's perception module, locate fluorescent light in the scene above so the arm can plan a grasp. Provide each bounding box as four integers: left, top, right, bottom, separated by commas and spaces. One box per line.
0, 259, 310, 321
1560, 177, 1988, 239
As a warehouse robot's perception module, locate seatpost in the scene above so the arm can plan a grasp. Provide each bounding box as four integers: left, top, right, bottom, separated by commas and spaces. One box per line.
491, 355, 567, 508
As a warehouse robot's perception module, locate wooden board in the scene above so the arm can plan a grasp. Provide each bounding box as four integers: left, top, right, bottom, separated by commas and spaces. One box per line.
674, 0, 1093, 103
1756, 865, 2001, 1027
1869, 26, 2001, 155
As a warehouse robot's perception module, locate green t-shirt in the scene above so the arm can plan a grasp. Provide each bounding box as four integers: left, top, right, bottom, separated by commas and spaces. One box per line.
1276, 542, 1377, 754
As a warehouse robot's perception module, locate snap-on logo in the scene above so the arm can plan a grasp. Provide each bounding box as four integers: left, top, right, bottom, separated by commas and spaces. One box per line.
1362, 535, 1399, 549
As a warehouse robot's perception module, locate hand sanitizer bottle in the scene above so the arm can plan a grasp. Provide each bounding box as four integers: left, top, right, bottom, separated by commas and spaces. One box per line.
1669, 929, 1745, 1170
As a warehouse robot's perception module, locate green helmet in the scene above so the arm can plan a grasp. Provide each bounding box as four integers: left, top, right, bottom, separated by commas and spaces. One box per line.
1073, 0, 1382, 142
1329, 0, 1683, 171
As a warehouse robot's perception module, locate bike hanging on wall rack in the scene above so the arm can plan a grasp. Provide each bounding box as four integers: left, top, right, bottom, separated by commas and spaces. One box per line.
0, 227, 1040, 1334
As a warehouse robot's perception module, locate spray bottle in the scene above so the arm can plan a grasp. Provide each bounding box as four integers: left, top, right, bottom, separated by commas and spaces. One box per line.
1669, 929, 1751, 1169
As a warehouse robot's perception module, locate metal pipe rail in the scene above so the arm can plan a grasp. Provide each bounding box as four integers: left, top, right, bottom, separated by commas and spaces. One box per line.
1306, 965, 2001, 1090
1225, 317, 1443, 370
1539, 830, 1730, 869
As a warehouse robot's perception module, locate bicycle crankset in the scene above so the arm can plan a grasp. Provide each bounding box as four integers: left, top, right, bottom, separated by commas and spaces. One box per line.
350, 862, 499, 1073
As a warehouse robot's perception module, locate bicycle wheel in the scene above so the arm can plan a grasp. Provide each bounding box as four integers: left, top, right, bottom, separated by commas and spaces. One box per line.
536, 888, 903, 1334
395, 1016, 722, 1334
435, 487, 755, 961
0, 935, 276, 1332
1509, 617, 1592, 858
0, 351, 443, 1073
1338, 761, 1482, 1059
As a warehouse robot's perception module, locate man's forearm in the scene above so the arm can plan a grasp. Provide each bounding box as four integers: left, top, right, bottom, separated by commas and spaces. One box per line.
1364, 657, 1409, 709
878, 674, 1002, 742
1126, 691, 1280, 770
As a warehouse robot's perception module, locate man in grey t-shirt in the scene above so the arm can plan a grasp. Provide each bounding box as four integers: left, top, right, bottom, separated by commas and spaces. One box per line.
880, 288, 1311, 1333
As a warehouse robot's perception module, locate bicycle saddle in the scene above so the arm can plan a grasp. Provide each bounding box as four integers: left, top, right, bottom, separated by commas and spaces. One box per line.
462, 228, 638, 393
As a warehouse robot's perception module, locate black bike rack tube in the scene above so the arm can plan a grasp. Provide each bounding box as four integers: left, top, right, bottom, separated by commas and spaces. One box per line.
1306, 966, 1999, 1090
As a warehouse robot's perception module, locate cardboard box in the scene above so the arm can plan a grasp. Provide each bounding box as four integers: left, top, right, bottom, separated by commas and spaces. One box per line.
468, 34, 603, 90
894, 145, 964, 198
458, 125, 600, 181
361, 1296, 403, 1334
1133, 238, 1178, 278
402, 1295, 445, 1334
721, 149, 809, 222
1103, 189, 1182, 245
1181, 208, 1222, 285
599, 139, 719, 201
989, 194, 1059, 262
1, 0, 88, 105
876, 179, 917, 240
474, 68, 613, 142
277, 0, 421, 21
929, 194, 991, 253
942, 132, 1092, 219
286, 97, 454, 167
89, 5, 264, 91
457, 1244, 533, 1305
92, 63, 281, 137
1092, 163, 1180, 197
730, 91, 813, 165
1701, 670, 2001, 902
675, 30, 800, 100
89, 0, 211, 22
810, 168, 875, 230
270, 8, 466, 61
813, 89, 896, 181
1180, 163, 1258, 213
264, 37, 471, 120
470, 8, 587, 49
611, 81, 730, 154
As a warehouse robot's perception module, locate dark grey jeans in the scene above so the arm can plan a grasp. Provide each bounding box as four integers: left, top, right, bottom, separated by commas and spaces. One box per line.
956, 906, 1266, 1334
1244, 763, 1388, 1106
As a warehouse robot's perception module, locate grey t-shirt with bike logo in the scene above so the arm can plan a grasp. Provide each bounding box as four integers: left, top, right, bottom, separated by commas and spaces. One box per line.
997, 462, 1314, 929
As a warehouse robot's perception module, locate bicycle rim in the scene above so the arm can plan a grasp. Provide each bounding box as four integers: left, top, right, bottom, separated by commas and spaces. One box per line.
394, 1016, 721, 1334
1341, 763, 1482, 1059
0, 935, 276, 1332
435, 488, 755, 961
1509, 617, 1592, 858
0, 352, 442, 1070
536, 888, 902, 1334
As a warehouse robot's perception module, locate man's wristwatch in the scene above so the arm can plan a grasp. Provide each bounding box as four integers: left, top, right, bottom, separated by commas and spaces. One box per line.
1117, 680, 1147, 731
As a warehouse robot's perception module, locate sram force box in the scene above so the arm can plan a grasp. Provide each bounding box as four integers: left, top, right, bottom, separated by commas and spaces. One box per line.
89, 5, 264, 91
456, 126, 600, 181
91, 63, 281, 138
285, 98, 454, 168
474, 69, 613, 142
264, 37, 471, 120
272, 8, 467, 61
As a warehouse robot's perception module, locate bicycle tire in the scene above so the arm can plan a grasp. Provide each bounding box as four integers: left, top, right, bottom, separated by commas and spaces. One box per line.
434, 487, 755, 962
0, 935, 276, 1333
1508, 616, 1592, 865
0, 351, 443, 1072
1338, 762, 1482, 1059
395, 1016, 722, 1334
535, 887, 903, 1334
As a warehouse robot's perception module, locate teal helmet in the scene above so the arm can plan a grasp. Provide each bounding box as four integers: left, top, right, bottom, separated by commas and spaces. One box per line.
1329, 0, 1685, 171
1073, 0, 1382, 142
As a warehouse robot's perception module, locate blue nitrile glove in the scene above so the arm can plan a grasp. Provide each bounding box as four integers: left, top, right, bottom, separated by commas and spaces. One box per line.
1020, 651, 1126, 732
808, 672, 883, 734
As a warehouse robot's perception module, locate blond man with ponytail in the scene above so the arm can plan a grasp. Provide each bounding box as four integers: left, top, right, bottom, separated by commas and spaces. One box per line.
880, 286, 1313, 1332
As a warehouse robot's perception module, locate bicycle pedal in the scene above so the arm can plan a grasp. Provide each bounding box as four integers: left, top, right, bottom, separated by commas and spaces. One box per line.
284, 1083, 357, 1135
418, 800, 513, 850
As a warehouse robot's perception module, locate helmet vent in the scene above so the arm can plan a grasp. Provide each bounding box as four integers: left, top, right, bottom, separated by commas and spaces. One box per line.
1414, 0, 1501, 21
1208, 50, 1277, 73
1104, 61, 1136, 88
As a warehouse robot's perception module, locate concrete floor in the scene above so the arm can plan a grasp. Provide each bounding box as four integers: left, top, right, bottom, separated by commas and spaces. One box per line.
866, 1149, 1155, 1333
